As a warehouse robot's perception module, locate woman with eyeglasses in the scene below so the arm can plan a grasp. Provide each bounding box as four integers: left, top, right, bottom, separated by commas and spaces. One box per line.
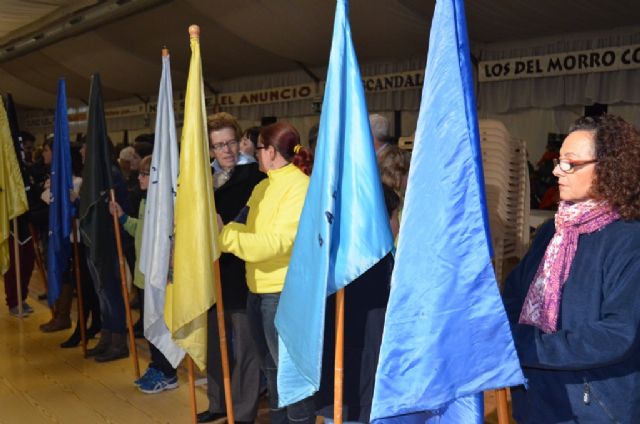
218, 122, 315, 424
503, 114, 640, 423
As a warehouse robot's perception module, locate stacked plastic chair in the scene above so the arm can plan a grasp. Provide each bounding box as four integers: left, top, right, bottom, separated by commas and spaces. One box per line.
478, 119, 530, 284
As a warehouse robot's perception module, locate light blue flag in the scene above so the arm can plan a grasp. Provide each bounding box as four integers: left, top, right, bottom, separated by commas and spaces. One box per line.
139, 51, 185, 367
274, 0, 394, 407
370, 0, 525, 422
47, 78, 74, 306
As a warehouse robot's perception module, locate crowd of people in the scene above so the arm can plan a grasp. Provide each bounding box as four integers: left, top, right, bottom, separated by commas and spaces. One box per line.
3, 112, 410, 421
4, 111, 640, 423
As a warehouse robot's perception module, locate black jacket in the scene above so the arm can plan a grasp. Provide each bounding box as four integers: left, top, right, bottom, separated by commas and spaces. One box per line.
504, 220, 640, 424
13, 163, 48, 243
215, 163, 265, 309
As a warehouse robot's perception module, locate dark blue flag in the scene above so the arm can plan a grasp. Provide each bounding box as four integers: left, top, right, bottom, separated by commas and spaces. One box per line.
79, 74, 119, 291
46, 79, 74, 306
371, 0, 525, 422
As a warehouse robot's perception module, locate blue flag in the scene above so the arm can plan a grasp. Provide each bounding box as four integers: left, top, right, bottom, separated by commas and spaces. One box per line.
47, 79, 74, 306
274, 0, 394, 407
370, 0, 525, 422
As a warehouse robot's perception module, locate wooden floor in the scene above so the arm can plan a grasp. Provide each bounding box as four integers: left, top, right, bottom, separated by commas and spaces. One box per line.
0, 268, 512, 424
0, 268, 216, 424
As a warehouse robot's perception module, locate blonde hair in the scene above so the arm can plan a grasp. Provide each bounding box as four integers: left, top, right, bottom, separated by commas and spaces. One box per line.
140, 155, 152, 173
207, 112, 242, 140
119, 146, 137, 162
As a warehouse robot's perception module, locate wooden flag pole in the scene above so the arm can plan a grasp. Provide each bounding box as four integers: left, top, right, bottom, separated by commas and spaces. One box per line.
28, 223, 48, 290
213, 259, 234, 424
29, 223, 55, 318
334, 288, 345, 424
496, 388, 510, 424
188, 355, 198, 424
109, 189, 140, 378
71, 218, 88, 356
494, 262, 511, 424
12, 219, 23, 318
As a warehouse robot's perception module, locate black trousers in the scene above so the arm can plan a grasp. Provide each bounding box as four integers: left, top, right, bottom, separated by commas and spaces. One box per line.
138, 288, 176, 378
206, 306, 261, 422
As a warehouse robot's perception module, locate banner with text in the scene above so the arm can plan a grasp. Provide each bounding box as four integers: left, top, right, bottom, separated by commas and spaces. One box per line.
479, 44, 640, 82
23, 70, 425, 129
216, 83, 316, 107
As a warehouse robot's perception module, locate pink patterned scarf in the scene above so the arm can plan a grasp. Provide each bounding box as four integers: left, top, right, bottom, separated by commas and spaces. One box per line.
519, 199, 620, 333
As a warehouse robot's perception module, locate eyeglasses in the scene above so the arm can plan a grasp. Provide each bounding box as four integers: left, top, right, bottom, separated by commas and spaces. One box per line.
553, 158, 597, 173
255, 145, 267, 150
210, 140, 238, 152
138, 171, 150, 177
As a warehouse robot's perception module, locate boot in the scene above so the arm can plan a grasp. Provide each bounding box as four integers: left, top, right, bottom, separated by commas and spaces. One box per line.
40, 316, 71, 332
60, 320, 95, 348
95, 332, 129, 362
40, 284, 73, 332
86, 329, 112, 357
60, 307, 102, 348
60, 325, 82, 349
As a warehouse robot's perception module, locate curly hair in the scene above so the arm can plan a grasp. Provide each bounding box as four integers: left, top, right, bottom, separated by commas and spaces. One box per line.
377, 145, 410, 198
569, 114, 640, 220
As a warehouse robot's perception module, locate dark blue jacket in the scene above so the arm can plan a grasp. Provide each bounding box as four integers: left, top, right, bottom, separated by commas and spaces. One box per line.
503, 219, 640, 424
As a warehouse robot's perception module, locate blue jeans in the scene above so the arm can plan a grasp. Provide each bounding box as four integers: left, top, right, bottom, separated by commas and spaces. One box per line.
246, 292, 316, 424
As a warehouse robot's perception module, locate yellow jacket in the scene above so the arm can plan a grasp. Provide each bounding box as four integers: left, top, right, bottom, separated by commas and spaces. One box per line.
219, 163, 309, 293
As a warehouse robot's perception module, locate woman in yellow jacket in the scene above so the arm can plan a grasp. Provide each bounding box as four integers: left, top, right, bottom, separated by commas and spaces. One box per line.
218, 122, 314, 424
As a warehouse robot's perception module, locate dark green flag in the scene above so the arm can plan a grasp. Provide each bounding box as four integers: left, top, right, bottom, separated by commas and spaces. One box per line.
2, 94, 28, 181
79, 74, 117, 287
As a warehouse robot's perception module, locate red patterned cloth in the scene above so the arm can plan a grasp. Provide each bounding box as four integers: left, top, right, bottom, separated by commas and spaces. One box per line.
519, 199, 620, 333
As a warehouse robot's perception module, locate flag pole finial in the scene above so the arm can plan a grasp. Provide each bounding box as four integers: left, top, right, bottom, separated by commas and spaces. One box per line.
188, 25, 200, 39
162, 46, 169, 57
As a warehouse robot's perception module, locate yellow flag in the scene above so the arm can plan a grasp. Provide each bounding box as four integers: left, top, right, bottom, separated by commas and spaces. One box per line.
164, 26, 219, 371
0, 99, 28, 275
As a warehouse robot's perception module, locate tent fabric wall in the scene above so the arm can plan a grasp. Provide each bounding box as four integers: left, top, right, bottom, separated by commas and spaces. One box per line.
20, 56, 426, 140
476, 26, 640, 113
478, 107, 583, 165
19, 24, 640, 158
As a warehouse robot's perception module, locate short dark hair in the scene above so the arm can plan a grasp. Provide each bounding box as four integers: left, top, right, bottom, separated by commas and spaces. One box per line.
133, 141, 153, 158
242, 126, 260, 148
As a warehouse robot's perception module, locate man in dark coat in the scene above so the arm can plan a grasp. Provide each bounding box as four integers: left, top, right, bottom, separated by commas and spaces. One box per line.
198, 112, 265, 424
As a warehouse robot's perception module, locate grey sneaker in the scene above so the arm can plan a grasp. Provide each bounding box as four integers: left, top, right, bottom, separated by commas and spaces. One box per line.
22, 302, 34, 314
9, 306, 28, 317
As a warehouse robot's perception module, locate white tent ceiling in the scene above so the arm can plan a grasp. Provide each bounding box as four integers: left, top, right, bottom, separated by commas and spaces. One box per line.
2, 0, 640, 110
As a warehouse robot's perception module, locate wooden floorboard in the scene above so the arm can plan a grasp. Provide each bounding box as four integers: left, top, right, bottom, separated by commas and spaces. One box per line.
1, 268, 513, 423
1, 270, 210, 424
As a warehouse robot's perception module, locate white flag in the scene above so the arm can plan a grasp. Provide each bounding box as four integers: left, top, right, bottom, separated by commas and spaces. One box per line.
139, 51, 185, 367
